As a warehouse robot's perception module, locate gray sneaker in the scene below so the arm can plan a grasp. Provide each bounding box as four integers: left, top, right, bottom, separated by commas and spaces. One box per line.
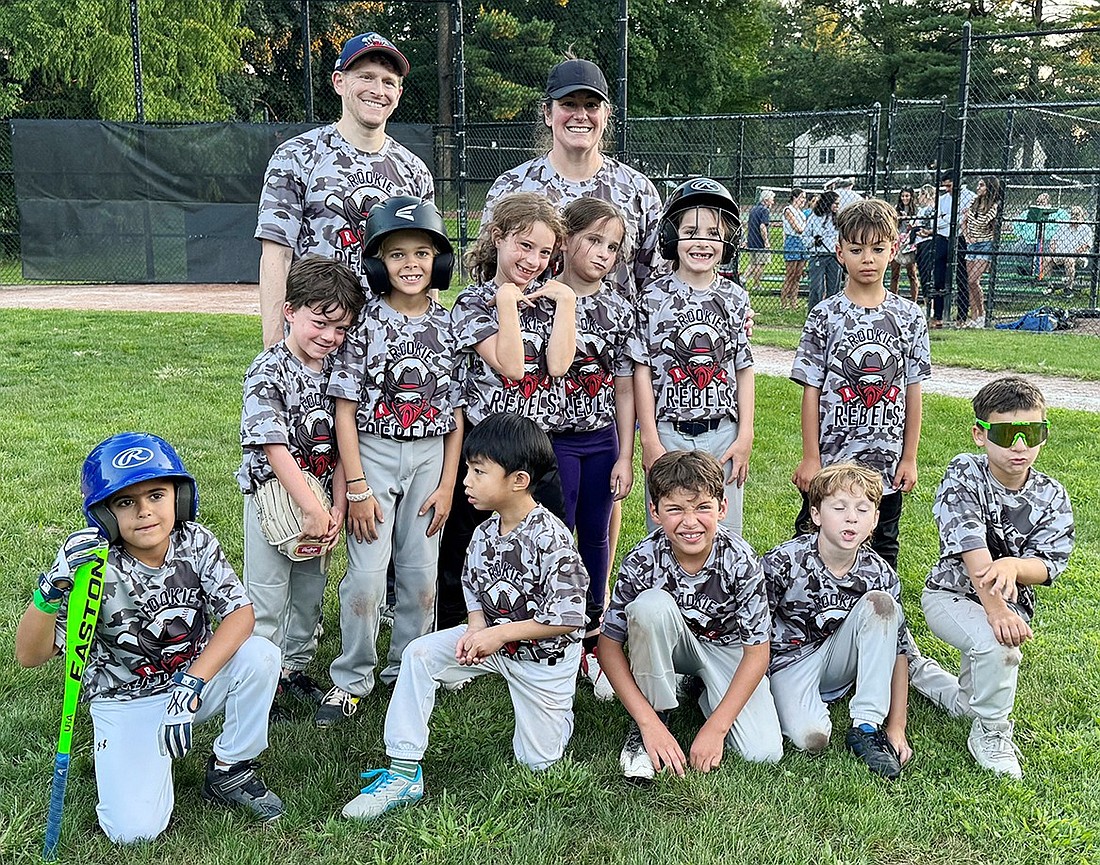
315, 686, 361, 728
201, 757, 284, 821
619, 711, 671, 785
967, 720, 1022, 779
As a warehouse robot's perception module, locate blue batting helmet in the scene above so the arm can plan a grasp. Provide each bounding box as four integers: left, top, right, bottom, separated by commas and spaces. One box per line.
81, 432, 198, 541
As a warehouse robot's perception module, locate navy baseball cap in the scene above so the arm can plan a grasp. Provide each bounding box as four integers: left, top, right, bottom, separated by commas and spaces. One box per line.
546, 59, 609, 102
335, 32, 410, 77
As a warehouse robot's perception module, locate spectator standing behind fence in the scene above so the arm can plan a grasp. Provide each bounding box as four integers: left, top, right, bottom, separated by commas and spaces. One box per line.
803, 191, 841, 309
482, 58, 661, 301
890, 188, 920, 302
743, 189, 775, 293
830, 178, 862, 210
780, 189, 808, 310
255, 32, 434, 347
913, 185, 938, 326
1044, 206, 1093, 297
960, 176, 1003, 329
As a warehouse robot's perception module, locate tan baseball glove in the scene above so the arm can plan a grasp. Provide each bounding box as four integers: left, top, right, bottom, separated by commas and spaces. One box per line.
254, 472, 333, 562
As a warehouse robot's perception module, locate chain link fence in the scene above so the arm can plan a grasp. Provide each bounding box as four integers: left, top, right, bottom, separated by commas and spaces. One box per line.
2, 4, 1100, 333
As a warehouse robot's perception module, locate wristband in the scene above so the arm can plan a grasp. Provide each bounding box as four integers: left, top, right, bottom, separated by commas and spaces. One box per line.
346, 486, 374, 503
345, 477, 366, 485
33, 588, 61, 615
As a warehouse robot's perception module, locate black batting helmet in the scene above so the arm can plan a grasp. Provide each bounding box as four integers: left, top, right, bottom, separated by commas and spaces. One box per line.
362, 196, 455, 294
658, 177, 740, 264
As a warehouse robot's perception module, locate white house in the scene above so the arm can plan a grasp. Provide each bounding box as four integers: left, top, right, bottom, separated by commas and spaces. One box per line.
788, 130, 867, 180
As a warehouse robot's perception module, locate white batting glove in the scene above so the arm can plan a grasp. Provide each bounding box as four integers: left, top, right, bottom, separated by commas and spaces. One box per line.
160, 671, 205, 759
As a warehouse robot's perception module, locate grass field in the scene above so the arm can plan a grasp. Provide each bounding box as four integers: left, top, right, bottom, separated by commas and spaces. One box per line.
1, 309, 1098, 865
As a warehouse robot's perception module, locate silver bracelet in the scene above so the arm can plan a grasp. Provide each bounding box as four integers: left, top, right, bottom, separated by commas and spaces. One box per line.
346, 486, 374, 503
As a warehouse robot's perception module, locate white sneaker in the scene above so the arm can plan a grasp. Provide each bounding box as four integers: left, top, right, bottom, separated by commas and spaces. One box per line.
581, 652, 616, 701
619, 722, 655, 783
342, 767, 424, 820
442, 675, 474, 692
967, 720, 1022, 779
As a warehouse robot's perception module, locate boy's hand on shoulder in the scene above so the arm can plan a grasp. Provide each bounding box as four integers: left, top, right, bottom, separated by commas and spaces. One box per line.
689, 720, 726, 773
791, 456, 821, 492
986, 606, 1032, 647
721, 437, 752, 488
419, 484, 453, 537
975, 558, 1020, 603
346, 496, 384, 543
892, 458, 918, 493
640, 714, 686, 777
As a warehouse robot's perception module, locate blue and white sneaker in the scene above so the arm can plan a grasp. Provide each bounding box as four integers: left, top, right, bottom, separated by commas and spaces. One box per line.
342, 767, 424, 820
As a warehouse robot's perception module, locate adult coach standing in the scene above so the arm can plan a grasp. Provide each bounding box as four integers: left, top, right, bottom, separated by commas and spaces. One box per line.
481, 58, 662, 299
256, 32, 434, 346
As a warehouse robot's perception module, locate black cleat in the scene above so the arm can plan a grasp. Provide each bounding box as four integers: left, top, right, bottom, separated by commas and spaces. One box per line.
201, 756, 285, 821
845, 724, 902, 780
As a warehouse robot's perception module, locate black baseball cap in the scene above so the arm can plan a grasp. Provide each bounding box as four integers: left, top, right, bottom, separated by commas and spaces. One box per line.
335, 32, 410, 77
545, 59, 609, 102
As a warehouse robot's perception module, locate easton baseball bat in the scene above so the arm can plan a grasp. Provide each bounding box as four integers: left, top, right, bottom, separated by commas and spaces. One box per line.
42, 545, 108, 861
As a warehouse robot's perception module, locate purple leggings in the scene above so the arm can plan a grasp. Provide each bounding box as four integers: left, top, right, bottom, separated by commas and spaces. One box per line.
552, 424, 619, 634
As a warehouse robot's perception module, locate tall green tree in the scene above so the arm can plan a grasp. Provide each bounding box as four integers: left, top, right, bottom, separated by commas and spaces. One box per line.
0, 0, 248, 121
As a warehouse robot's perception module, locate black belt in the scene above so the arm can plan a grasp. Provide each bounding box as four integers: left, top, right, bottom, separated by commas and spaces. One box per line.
671, 418, 722, 437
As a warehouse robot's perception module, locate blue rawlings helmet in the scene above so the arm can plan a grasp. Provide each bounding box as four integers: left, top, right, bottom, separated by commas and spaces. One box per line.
81, 432, 198, 541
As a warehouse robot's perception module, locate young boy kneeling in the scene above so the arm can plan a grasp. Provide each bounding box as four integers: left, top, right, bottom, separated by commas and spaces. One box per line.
599, 450, 783, 783
16, 433, 283, 844
342, 412, 589, 820
763, 463, 911, 781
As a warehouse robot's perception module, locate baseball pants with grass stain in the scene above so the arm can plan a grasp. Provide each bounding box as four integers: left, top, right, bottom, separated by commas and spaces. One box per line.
330, 434, 443, 694
242, 494, 328, 671
769, 591, 902, 751
88, 635, 279, 843
624, 588, 783, 763
384, 625, 581, 770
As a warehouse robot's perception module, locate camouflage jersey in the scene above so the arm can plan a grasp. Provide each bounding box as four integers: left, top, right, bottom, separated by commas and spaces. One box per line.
237, 342, 338, 494
51, 523, 251, 702
255, 125, 434, 279
790, 292, 931, 490
451, 280, 563, 426
461, 505, 589, 662
550, 285, 636, 433
762, 533, 908, 675
925, 452, 1074, 619
483, 153, 662, 299
603, 527, 770, 647
628, 273, 753, 423
327, 295, 459, 439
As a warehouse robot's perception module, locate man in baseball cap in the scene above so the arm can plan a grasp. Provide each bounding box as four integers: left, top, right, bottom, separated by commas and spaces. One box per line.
334, 31, 410, 77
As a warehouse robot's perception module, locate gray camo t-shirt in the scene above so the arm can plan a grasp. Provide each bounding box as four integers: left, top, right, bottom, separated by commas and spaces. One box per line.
52, 524, 251, 702
791, 292, 931, 488
603, 527, 770, 647
327, 295, 459, 439
763, 533, 908, 674
925, 452, 1074, 619
629, 273, 753, 423
483, 154, 662, 299
461, 505, 589, 662
255, 126, 434, 278
238, 342, 337, 494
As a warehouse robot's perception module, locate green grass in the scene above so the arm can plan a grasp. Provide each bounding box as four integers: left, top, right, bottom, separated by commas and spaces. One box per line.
1, 309, 1098, 864
752, 324, 1100, 381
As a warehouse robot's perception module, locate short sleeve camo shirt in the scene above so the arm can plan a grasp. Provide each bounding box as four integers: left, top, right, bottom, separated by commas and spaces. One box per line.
460, 505, 589, 662
925, 452, 1074, 619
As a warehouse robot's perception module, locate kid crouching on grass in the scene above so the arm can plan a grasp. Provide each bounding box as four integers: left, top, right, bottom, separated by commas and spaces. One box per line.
238, 255, 363, 723
16, 433, 283, 843
630, 178, 754, 537
763, 463, 911, 781
598, 450, 782, 784
318, 197, 463, 728
910, 376, 1073, 779
341, 413, 589, 820
549, 198, 637, 702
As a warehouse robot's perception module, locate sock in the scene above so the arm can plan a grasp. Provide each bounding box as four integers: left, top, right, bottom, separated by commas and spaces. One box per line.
852, 720, 878, 732
390, 758, 420, 781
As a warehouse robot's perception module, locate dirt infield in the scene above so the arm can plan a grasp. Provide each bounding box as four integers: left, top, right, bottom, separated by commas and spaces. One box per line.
3, 282, 1098, 412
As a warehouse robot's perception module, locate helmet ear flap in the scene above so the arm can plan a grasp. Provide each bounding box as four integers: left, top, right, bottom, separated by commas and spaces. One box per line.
363, 256, 390, 295
431, 252, 455, 291
658, 217, 680, 261
176, 479, 197, 523
88, 503, 121, 543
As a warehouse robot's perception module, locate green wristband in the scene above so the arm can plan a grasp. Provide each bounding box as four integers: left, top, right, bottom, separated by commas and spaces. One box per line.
33, 588, 61, 615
